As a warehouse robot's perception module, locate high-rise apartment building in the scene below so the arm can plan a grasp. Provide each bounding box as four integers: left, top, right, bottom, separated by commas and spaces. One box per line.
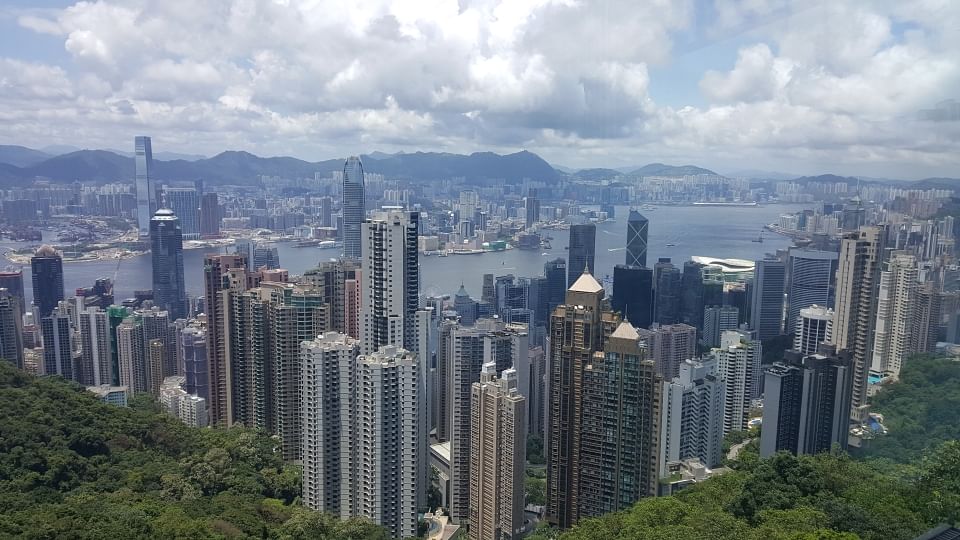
750, 258, 786, 339
528, 345, 546, 439
178, 323, 207, 400
654, 258, 682, 325
703, 305, 739, 348
871, 252, 917, 378
612, 264, 653, 329
794, 305, 833, 356
660, 358, 725, 471
360, 208, 420, 355
626, 210, 649, 268
164, 188, 200, 239
579, 321, 661, 518
117, 316, 147, 393
199, 192, 220, 238
546, 268, 619, 528
760, 349, 853, 457
31, 245, 64, 318
78, 307, 111, 386
785, 249, 838, 334
0, 270, 25, 315
637, 323, 697, 380
159, 376, 209, 427
912, 281, 943, 355
150, 209, 188, 321
41, 305, 73, 379
134, 135, 154, 236
713, 330, 762, 434
203, 254, 251, 426
831, 227, 885, 410
303, 258, 361, 335
469, 364, 526, 540
341, 156, 366, 259
0, 288, 24, 369
567, 224, 596, 287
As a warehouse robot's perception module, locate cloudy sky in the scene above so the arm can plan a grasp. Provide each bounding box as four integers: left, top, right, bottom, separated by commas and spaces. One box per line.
1, 0, 958, 178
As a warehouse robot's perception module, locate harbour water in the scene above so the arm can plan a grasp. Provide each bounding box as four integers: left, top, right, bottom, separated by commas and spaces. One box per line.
5, 204, 803, 304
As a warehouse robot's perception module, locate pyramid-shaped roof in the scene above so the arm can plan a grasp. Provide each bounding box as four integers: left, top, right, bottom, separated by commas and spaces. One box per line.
568, 266, 603, 294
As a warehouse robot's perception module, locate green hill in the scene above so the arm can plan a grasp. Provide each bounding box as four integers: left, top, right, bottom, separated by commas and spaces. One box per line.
0, 364, 388, 539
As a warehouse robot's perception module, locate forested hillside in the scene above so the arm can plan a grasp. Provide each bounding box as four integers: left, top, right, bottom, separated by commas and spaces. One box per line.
0, 364, 388, 539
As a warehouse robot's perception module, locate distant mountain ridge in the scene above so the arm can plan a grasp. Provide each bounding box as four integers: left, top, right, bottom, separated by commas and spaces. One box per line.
629, 162, 719, 176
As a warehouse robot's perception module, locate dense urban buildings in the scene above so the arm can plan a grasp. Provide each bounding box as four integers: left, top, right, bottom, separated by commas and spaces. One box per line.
637, 323, 698, 380
150, 209, 188, 321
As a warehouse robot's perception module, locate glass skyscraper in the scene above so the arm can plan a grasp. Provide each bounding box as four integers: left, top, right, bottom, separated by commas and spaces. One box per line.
165, 188, 200, 239
31, 245, 64, 318
567, 223, 596, 287
626, 210, 649, 268
150, 209, 188, 320
341, 156, 365, 259
135, 136, 154, 237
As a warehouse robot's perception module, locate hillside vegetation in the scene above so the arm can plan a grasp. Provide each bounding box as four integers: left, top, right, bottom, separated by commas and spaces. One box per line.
0, 363, 388, 539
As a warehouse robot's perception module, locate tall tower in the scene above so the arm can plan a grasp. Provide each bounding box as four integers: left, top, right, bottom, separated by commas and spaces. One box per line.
579, 321, 661, 517
750, 258, 786, 340
546, 267, 617, 528
626, 210, 649, 267
871, 253, 917, 379
785, 249, 838, 334
31, 245, 64, 318
203, 254, 250, 426
713, 330, 762, 434
41, 305, 72, 379
117, 316, 147, 393
0, 270, 25, 315
567, 224, 596, 287
469, 364, 526, 540
151, 209, 188, 321
135, 135, 154, 237
653, 258, 681, 325
543, 258, 567, 316
360, 208, 419, 355
164, 188, 200, 239
612, 264, 653, 329
794, 305, 833, 356
199, 192, 220, 238
660, 358, 725, 471
831, 227, 885, 410
341, 156, 366, 259
637, 323, 697, 380
0, 288, 24, 369
78, 307, 111, 386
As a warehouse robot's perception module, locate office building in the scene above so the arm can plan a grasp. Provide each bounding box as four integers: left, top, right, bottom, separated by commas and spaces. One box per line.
150, 209, 188, 321
579, 321, 661, 517
0, 270, 25, 314
680, 261, 706, 332
871, 253, 917, 379
703, 305, 739, 348
342, 156, 366, 259
135, 135, 154, 236
626, 210, 649, 267
78, 307, 111, 386
165, 187, 200, 239
469, 364, 526, 540
41, 306, 73, 379
481, 273, 496, 305
660, 359, 725, 472
831, 227, 885, 410
637, 323, 697, 380
544, 258, 566, 316
567, 224, 596, 287
654, 258, 682, 325
31, 245, 64, 318
794, 305, 833, 356
524, 196, 540, 228
760, 349, 853, 457
546, 268, 619, 528
785, 249, 838, 334
713, 330, 762, 434
199, 192, 220, 238
612, 264, 653, 329
360, 209, 420, 355
750, 258, 786, 340
0, 289, 24, 369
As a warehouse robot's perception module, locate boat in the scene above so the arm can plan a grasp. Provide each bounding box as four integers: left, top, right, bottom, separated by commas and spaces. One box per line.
666, 243, 676, 247
752, 230, 764, 243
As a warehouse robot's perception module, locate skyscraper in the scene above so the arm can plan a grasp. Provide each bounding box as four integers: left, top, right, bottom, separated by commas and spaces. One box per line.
680, 261, 706, 332
524, 196, 540, 228
912, 281, 943, 355
0, 288, 24, 369
0, 270, 25, 315
637, 323, 698, 380
626, 210, 649, 267
653, 258, 681, 325
165, 188, 200, 239
469, 364, 526, 540
41, 305, 72, 379
31, 245, 64, 318
567, 224, 596, 287
544, 258, 567, 316
134, 136, 154, 237
831, 227, 885, 410
341, 156, 366, 259
579, 321, 661, 517
203, 254, 250, 426
199, 192, 220, 238
871, 252, 917, 378
703, 305, 739, 348
660, 358, 725, 471
713, 330, 762, 434
151, 209, 188, 321
750, 258, 786, 340
179, 324, 208, 400
785, 249, 838, 334
760, 349, 853, 457
612, 264, 653, 329
360, 208, 420, 355
794, 305, 833, 356
546, 268, 618, 528
78, 307, 111, 386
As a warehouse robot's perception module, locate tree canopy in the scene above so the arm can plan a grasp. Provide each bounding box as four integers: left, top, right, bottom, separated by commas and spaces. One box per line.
0, 363, 388, 539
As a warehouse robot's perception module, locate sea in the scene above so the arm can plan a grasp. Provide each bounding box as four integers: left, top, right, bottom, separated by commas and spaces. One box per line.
4, 204, 805, 304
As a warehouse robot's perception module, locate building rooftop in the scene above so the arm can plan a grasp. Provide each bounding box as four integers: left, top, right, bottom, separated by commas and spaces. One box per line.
610, 320, 640, 340
569, 267, 603, 293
